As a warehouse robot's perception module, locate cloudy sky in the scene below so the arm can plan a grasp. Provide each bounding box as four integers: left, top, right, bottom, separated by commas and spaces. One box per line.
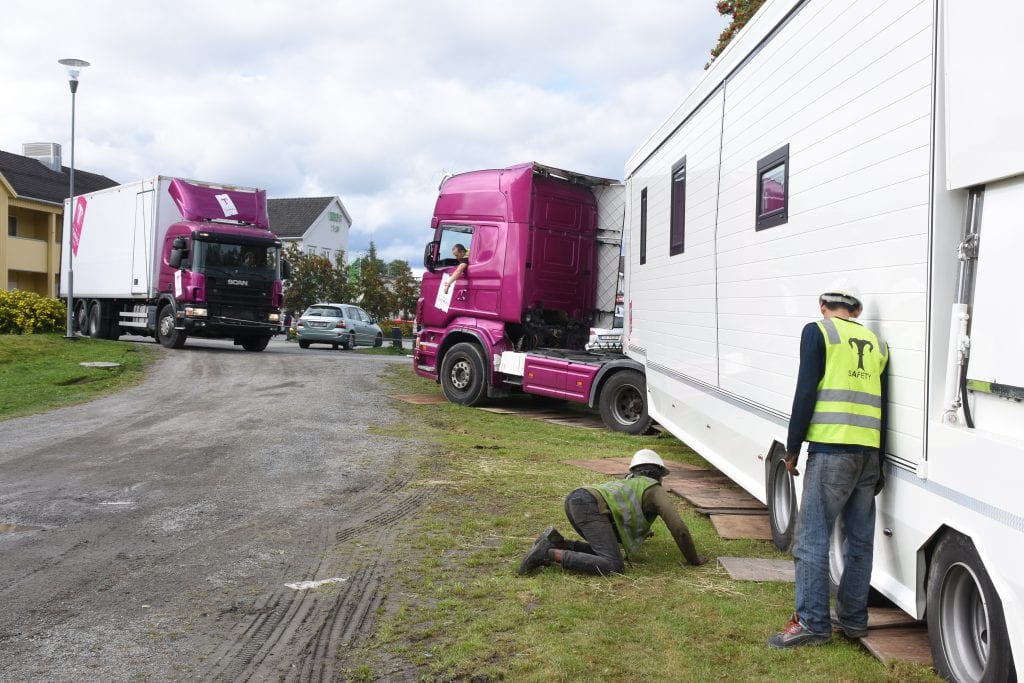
1, 1, 726, 264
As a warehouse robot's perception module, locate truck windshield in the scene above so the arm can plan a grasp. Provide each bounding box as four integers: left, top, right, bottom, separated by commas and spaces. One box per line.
193, 241, 280, 278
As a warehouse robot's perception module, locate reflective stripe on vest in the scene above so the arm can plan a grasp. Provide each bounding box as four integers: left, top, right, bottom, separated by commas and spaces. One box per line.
591, 476, 657, 558
806, 317, 888, 448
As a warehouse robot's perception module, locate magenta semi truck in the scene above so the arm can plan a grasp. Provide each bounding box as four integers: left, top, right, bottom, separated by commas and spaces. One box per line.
60, 176, 289, 351
413, 162, 650, 433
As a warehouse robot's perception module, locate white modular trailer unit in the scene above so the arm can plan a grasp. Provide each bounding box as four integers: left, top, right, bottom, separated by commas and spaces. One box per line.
624, 0, 1022, 676
60, 177, 182, 300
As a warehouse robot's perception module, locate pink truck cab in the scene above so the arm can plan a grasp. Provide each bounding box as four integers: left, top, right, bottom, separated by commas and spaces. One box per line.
413, 162, 651, 433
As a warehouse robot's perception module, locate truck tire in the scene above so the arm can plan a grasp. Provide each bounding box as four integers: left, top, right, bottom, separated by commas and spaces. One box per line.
157, 304, 187, 349
87, 300, 113, 340
766, 446, 796, 552
598, 370, 651, 435
74, 300, 89, 335
927, 532, 1014, 683
440, 342, 487, 406
240, 336, 271, 352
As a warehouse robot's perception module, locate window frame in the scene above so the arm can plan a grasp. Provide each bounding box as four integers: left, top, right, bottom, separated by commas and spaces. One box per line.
639, 187, 648, 265
755, 144, 790, 231
669, 157, 687, 256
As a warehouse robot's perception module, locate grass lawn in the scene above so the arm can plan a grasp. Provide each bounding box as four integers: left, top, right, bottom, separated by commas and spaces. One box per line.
352, 363, 941, 682
0, 334, 155, 420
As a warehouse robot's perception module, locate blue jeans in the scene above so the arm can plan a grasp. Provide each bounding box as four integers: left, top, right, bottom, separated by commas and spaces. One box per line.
792, 448, 879, 635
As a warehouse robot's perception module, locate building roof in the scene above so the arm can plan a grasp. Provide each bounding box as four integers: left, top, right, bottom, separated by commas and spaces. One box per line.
267, 196, 337, 238
0, 148, 118, 205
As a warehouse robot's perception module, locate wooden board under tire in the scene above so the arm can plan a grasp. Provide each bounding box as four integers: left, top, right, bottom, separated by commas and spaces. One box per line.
389, 394, 448, 404
710, 514, 773, 540
860, 625, 933, 667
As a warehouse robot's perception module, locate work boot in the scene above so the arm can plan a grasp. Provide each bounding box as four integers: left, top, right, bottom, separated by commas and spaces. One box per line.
767, 613, 832, 649
830, 608, 868, 639
541, 526, 568, 550
517, 534, 554, 575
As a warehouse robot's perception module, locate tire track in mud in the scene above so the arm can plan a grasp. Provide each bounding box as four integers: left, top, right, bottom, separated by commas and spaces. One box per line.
202, 480, 433, 682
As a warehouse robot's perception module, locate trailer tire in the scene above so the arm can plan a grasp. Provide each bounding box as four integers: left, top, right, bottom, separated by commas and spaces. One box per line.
157, 304, 186, 349
598, 370, 651, 435
440, 342, 487, 406
240, 336, 271, 352
766, 447, 796, 552
927, 532, 1015, 683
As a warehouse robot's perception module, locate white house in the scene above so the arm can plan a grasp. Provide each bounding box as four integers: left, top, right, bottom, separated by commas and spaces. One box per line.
267, 196, 351, 263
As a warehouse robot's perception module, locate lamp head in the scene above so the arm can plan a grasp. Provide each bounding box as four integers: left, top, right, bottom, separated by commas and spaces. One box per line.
58, 58, 90, 82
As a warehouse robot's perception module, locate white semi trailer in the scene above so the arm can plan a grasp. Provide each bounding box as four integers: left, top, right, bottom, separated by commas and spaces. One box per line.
60, 176, 287, 351
622, 0, 1023, 678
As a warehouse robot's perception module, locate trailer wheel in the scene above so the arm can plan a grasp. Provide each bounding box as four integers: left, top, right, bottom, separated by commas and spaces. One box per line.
157, 304, 186, 349
440, 342, 487, 406
598, 370, 651, 435
240, 336, 270, 352
766, 447, 796, 552
927, 532, 1015, 683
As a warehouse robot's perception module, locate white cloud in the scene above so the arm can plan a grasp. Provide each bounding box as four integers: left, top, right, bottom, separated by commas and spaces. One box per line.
1, 0, 726, 265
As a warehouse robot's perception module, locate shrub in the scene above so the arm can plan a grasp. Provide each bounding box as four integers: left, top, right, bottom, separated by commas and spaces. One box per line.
378, 320, 415, 339
0, 290, 67, 334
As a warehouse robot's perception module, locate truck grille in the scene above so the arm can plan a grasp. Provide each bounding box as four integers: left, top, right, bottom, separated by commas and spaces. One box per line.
204, 276, 274, 313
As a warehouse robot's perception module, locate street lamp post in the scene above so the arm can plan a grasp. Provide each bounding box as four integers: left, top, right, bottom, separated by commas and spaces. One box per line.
58, 57, 90, 339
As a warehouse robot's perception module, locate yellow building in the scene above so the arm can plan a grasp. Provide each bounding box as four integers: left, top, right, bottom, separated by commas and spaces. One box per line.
0, 145, 117, 296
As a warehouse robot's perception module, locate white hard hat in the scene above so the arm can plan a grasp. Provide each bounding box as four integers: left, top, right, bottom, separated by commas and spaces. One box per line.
820, 280, 862, 309
629, 449, 668, 475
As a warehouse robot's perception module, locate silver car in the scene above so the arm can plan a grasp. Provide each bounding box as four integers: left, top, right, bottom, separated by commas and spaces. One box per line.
296, 303, 383, 350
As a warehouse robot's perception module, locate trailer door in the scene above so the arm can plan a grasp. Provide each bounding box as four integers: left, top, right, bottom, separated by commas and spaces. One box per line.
131, 190, 154, 295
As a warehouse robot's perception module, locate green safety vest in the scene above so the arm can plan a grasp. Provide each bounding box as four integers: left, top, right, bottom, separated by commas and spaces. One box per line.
806, 317, 888, 448
591, 476, 658, 558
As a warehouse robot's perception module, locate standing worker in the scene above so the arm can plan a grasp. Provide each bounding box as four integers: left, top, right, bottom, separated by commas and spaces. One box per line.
768, 285, 889, 648
517, 449, 707, 576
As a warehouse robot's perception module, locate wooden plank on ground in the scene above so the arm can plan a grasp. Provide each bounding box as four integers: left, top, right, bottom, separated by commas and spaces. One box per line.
718, 557, 794, 582
663, 478, 766, 511
867, 607, 920, 630
390, 394, 448, 404
711, 514, 773, 540
861, 625, 933, 667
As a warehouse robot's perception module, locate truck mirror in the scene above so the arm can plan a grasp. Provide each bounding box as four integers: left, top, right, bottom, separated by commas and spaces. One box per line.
172, 237, 187, 250
281, 259, 292, 280
423, 240, 440, 273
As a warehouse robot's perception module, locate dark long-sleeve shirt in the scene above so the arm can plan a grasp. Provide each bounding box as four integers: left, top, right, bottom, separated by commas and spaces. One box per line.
786, 320, 889, 455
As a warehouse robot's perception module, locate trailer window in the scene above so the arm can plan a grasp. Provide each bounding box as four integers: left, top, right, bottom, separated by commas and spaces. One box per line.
639, 187, 648, 265
756, 144, 789, 230
670, 158, 686, 255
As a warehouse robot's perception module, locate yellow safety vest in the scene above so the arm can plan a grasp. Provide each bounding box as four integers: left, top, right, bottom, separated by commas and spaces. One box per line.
805, 317, 888, 448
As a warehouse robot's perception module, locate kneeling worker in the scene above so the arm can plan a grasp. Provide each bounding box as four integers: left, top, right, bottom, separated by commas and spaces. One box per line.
517, 449, 707, 575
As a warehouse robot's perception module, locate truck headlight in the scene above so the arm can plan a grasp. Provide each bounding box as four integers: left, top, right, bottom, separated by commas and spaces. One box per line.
185, 306, 208, 317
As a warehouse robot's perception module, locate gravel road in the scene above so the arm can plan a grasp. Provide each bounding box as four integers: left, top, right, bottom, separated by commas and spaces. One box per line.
0, 337, 428, 681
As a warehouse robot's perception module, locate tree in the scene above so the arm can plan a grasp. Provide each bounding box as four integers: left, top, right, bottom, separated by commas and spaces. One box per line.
282, 243, 350, 314
387, 259, 420, 319
705, 0, 766, 69
354, 242, 392, 321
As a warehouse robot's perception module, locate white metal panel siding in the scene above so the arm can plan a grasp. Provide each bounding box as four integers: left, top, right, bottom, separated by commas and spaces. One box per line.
628, 88, 724, 385
630, 0, 934, 463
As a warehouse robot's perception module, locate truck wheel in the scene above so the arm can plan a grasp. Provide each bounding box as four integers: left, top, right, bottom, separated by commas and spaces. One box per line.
241, 336, 270, 352
87, 301, 112, 339
74, 300, 89, 335
927, 532, 1014, 682
441, 342, 487, 406
598, 370, 651, 434
157, 304, 186, 349
374, 332, 383, 347
766, 446, 796, 552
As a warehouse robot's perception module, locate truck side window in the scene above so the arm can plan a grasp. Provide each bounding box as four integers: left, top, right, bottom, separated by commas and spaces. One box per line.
437, 224, 474, 268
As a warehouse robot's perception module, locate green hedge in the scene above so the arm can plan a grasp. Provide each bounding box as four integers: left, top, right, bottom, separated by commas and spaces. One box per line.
378, 320, 415, 338
0, 290, 67, 334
